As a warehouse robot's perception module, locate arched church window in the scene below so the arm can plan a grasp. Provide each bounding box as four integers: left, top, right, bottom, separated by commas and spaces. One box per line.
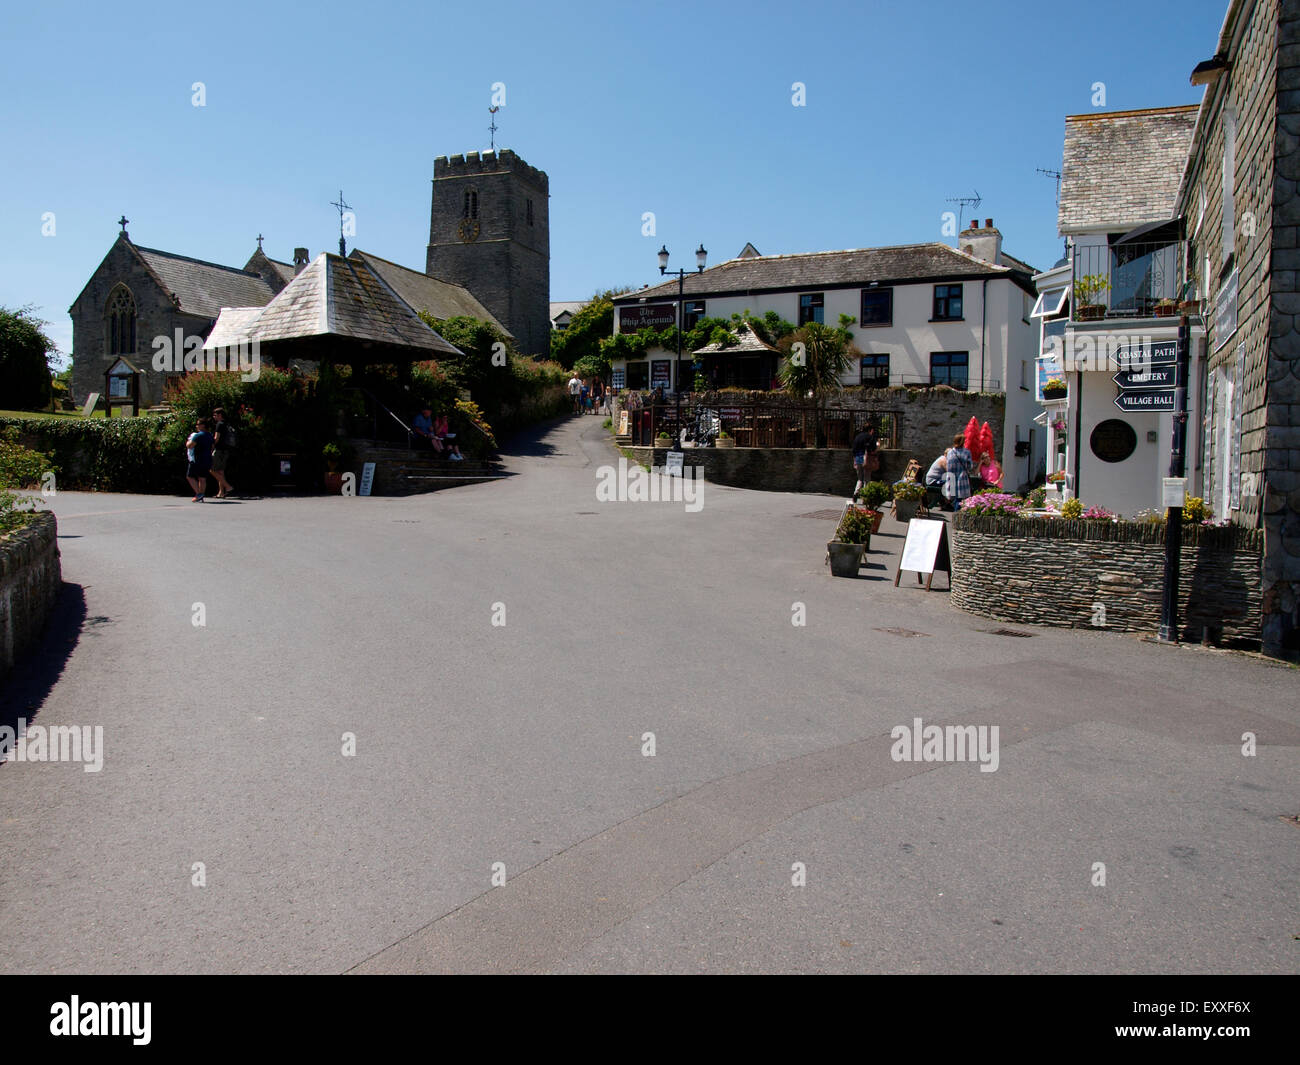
106, 286, 137, 355
463, 189, 478, 219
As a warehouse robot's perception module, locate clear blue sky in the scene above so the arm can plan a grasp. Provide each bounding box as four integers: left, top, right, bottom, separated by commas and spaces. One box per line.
1, 0, 1229, 363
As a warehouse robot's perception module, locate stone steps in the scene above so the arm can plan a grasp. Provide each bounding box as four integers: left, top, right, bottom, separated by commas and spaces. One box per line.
349, 442, 506, 495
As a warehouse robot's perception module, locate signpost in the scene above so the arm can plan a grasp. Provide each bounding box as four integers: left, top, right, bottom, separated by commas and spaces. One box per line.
1158, 319, 1191, 643
1113, 390, 1177, 412
1112, 365, 1178, 390
1114, 339, 1178, 368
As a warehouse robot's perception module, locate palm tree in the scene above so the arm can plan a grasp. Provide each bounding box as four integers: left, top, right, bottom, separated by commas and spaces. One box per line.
777, 316, 858, 446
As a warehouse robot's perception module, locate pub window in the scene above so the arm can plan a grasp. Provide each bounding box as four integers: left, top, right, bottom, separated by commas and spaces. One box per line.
933, 284, 963, 321
860, 287, 892, 326
106, 286, 136, 355
683, 300, 705, 330
463, 189, 479, 219
930, 351, 968, 390
798, 292, 824, 326
626, 361, 649, 390
860, 353, 889, 388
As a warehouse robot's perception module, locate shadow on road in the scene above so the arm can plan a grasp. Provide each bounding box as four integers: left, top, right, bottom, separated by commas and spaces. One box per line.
498, 416, 571, 459
0, 583, 88, 744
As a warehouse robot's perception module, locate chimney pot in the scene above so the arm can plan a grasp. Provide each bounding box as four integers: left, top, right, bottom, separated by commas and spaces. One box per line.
985, 218, 993, 229
293, 247, 309, 275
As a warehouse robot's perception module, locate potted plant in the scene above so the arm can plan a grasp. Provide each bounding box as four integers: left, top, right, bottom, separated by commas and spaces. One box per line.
1043, 377, 1068, 400
892, 479, 926, 522
1072, 274, 1110, 321
855, 480, 890, 532
827, 506, 874, 577
655, 431, 672, 448
1154, 298, 1178, 318
1179, 298, 1202, 316
716, 429, 735, 449
322, 442, 346, 494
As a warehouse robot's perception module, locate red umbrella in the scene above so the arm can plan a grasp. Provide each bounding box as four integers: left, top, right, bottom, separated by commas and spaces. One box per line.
963, 416, 980, 453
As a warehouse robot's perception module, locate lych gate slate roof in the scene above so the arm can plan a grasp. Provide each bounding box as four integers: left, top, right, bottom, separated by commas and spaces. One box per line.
1058, 106, 1200, 232
133, 245, 279, 318
614, 243, 1032, 304
694, 322, 779, 355
349, 250, 511, 337
204, 254, 461, 356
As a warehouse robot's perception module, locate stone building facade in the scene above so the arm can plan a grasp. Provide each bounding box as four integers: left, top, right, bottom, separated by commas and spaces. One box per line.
68, 231, 286, 408
1177, 0, 1300, 657
426, 149, 550, 358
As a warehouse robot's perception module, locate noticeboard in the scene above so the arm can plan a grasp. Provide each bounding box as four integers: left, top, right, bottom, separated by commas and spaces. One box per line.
895, 518, 951, 591
359, 462, 376, 497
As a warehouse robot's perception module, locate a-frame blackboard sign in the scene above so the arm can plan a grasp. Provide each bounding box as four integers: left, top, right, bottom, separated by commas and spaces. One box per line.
894, 518, 951, 591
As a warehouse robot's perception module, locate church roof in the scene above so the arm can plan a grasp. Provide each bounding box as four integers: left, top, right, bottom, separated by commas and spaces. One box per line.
348, 250, 512, 337
204, 253, 461, 356
133, 245, 279, 318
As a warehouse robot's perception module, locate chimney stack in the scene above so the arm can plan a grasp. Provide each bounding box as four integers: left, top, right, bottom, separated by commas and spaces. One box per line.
294, 248, 309, 274
959, 220, 1002, 265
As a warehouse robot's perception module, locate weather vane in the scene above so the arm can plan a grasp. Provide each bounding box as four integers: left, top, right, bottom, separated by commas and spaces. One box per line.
489, 106, 499, 151
330, 190, 352, 257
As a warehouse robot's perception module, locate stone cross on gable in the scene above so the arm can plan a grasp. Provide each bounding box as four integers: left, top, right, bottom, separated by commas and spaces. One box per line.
257, 233, 264, 250
118, 215, 129, 234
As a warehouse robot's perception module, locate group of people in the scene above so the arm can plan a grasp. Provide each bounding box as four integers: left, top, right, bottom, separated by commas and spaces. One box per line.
567, 374, 607, 415
183, 407, 236, 502
924, 436, 1002, 511
851, 417, 1003, 514
412, 407, 463, 460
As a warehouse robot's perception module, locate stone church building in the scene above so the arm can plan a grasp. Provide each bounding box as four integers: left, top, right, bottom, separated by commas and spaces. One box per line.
70, 148, 550, 406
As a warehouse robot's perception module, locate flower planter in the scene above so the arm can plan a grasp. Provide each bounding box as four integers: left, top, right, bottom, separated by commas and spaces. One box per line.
827, 540, 865, 577
894, 499, 920, 522
1179, 301, 1201, 316
324, 470, 344, 494
1076, 305, 1106, 321
715, 436, 736, 448
1154, 304, 1177, 318
868, 510, 883, 535
1043, 386, 1067, 400
655, 438, 673, 449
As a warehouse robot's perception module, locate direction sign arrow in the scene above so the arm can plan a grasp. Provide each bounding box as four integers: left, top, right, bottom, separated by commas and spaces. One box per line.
1113, 365, 1179, 390
1115, 339, 1178, 368
1114, 390, 1176, 412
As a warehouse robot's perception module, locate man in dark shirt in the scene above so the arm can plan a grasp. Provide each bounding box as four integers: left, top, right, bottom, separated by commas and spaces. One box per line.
210, 407, 235, 498
851, 421, 879, 494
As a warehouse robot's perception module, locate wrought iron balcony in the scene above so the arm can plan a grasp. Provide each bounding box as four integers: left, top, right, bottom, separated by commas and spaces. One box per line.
1071, 239, 1186, 321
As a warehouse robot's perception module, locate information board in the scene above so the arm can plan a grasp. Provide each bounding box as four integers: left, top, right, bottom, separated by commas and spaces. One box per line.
359, 461, 376, 497
665, 451, 684, 477
895, 518, 951, 591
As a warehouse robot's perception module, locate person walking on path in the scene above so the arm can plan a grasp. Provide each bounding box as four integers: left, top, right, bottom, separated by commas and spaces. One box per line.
210, 407, 236, 498
185, 418, 214, 502
942, 432, 973, 513
851, 420, 879, 496
568, 373, 583, 413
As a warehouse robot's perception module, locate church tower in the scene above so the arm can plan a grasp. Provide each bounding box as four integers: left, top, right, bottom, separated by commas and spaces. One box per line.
426, 149, 549, 356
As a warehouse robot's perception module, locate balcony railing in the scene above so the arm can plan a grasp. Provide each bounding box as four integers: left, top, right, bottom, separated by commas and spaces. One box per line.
1072, 240, 1185, 321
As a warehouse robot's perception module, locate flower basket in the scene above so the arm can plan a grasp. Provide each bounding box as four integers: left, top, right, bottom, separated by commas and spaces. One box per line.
827, 540, 865, 577
715, 434, 735, 448
1076, 305, 1105, 321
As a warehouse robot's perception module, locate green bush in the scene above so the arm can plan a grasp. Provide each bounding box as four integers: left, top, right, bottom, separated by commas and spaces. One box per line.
0, 426, 56, 488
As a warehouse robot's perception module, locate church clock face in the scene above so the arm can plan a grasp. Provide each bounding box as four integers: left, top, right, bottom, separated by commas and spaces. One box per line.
457, 219, 480, 243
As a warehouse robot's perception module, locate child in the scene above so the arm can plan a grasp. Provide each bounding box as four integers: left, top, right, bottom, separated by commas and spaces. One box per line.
185, 418, 214, 502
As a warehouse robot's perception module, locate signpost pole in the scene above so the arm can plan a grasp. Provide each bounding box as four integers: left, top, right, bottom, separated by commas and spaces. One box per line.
1157, 318, 1190, 643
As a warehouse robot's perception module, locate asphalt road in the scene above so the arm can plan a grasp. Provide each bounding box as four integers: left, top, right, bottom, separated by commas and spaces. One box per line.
2, 416, 1297, 974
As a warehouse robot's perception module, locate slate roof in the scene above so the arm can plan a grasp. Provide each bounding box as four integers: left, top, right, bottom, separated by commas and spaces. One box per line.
1058, 106, 1200, 232
550, 300, 588, 322
348, 250, 511, 337
694, 322, 779, 355
264, 258, 297, 286
133, 245, 279, 318
613, 242, 1032, 304
203, 254, 461, 356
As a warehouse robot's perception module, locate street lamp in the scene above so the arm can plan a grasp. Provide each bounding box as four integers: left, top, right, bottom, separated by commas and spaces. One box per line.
658, 243, 707, 449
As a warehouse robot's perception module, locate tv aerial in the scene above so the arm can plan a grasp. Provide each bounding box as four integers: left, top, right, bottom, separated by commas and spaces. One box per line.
944, 190, 982, 231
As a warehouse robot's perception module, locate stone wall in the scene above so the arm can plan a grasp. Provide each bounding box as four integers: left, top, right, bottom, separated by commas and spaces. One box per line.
611, 385, 1004, 489
623, 445, 905, 496
950, 513, 1264, 644
0, 511, 62, 681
